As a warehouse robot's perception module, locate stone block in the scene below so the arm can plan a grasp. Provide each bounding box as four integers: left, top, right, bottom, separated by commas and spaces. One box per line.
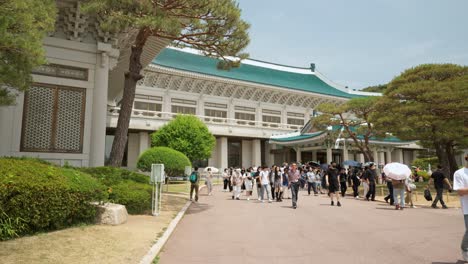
95, 203, 128, 225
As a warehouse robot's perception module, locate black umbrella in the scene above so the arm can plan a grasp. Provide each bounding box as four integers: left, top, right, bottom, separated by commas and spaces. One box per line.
308, 161, 320, 167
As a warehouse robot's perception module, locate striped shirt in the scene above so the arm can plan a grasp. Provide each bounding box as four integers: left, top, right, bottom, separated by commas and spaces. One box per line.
288, 169, 300, 183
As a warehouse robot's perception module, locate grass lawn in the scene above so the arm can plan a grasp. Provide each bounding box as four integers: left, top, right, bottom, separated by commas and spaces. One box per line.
0, 194, 188, 264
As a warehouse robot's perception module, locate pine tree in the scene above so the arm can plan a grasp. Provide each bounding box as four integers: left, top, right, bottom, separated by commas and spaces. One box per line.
82, 0, 250, 167
0, 0, 56, 105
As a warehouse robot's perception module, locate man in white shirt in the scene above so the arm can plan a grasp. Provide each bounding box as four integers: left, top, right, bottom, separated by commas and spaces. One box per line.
454, 154, 468, 261
260, 166, 272, 203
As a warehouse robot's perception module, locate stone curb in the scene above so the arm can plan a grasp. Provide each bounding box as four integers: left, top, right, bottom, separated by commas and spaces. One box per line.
139, 185, 205, 264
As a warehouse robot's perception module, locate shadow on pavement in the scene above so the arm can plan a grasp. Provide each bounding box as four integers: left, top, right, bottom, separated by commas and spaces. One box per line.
186, 202, 212, 215
375, 207, 398, 210
432, 261, 466, 264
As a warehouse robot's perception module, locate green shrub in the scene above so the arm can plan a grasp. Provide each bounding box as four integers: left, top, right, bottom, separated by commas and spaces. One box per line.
78, 166, 149, 186
78, 167, 152, 214
0, 158, 106, 240
417, 170, 430, 181
109, 180, 153, 214
412, 157, 438, 171
137, 147, 191, 176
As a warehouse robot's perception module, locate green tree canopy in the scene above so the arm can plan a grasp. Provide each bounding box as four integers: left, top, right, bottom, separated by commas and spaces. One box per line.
82, 0, 250, 167
371, 64, 468, 178
151, 115, 215, 163
313, 96, 385, 162
361, 84, 387, 93
137, 146, 191, 176
0, 0, 56, 105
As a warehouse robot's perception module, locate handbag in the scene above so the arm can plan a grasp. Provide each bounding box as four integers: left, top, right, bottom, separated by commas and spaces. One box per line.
424, 189, 433, 201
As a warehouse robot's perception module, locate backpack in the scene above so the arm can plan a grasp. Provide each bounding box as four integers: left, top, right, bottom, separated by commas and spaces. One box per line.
189, 172, 198, 183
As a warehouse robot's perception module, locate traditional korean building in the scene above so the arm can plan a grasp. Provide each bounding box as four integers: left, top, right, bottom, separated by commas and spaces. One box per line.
0, 0, 433, 170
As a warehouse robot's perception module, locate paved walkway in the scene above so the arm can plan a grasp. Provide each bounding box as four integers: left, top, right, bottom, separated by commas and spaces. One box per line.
159, 186, 464, 264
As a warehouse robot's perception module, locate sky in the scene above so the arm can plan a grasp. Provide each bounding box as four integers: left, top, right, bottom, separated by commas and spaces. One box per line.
236, 0, 468, 90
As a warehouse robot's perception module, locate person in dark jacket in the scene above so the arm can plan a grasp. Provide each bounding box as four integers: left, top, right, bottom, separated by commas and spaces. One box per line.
363, 163, 377, 201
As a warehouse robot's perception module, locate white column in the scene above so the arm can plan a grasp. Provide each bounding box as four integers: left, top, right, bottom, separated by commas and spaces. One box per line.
127, 133, 139, 168
395, 149, 403, 163
208, 138, 218, 167
218, 137, 228, 169
252, 139, 262, 167
197, 95, 204, 116
139, 132, 149, 155
373, 149, 379, 164
89, 43, 111, 167
358, 153, 365, 163
326, 147, 332, 164
163, 90, 171, 116
242, 140, 252, 168
296, 147, 302, 163
255, 102, 262, 127
312, 150, 317, 161
386, 150, 392, 163
342, 142, 349, 161
266, 143, 276, 167
379, 152, 385, 166
412, 150, 419, 164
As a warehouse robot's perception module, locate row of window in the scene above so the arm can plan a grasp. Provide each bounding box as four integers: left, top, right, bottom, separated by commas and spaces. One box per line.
133, 100, 305, 125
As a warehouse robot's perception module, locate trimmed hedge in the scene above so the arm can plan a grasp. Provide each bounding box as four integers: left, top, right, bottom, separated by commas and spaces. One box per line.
137, 147, 191, 176
109, 181, 153, 214
78, 167, 152, 214
0, 158, 106, 240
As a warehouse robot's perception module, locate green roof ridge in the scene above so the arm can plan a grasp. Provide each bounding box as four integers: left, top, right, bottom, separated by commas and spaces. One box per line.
152, 48, 361, 99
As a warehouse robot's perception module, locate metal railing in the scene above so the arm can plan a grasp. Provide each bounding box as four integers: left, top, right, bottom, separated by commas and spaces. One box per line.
108, 106, 303, 131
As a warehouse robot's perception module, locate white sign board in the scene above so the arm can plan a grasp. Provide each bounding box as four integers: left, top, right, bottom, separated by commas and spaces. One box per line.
151, 164, 165, 183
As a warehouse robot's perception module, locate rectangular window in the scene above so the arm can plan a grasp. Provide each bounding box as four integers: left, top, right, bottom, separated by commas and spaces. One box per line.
21, 84, 86, 153
234, 106, 255, 112
287, 112, 305, 118
135, 94, 162, 101
262, 115, 281, 123
171, 105, 196, 115
134, 101, 162, 112
262, 109, 281, 115
235, 112, 255, 121
287, 118, 305, 126
205, 109, 227, 118
204, 102, 227, 109
171, 98, 196, 105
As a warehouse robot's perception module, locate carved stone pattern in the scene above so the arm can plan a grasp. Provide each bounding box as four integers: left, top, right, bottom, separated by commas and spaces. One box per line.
55, 89, 85, 152
22, 86, 55, 151
62, 3, 89, 42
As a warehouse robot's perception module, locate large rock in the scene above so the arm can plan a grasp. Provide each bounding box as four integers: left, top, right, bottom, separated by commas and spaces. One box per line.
95, 203, 128, 225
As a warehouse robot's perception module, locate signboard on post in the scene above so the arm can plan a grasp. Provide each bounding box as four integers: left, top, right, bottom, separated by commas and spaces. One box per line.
151, 164, 165, 183
151, 164, 165, 216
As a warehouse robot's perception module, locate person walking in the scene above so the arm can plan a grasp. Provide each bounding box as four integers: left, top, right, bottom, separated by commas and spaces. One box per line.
270, 165, 276, 200
222, 168, 229, 192
351, 167, 361, 199
315, 168, 324, 194
406, 174, 416, 208
364, 163, 377, 201
273, 166, 283, 202
243, 168, 254, 201
307, 167, 317, 195
260, 166, 273, 203
231, 169, 243, 200
189, 167, 200, 202
206, 168, 213, 196
392, 178, 406, 210
383, 173, 394, 205
326, 162, 341, 207
361, 167, 369, 199
255, 167, 262, 201
339, 167, 348, 197
427, 165, 453, 209
288, 163, 301, 209
282, 167, 291, 199
453, 154, 468, 261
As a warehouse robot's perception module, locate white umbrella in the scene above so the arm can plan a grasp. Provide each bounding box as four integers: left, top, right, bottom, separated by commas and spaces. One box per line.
204, 166, 219, 173
383, 162, 411, 180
